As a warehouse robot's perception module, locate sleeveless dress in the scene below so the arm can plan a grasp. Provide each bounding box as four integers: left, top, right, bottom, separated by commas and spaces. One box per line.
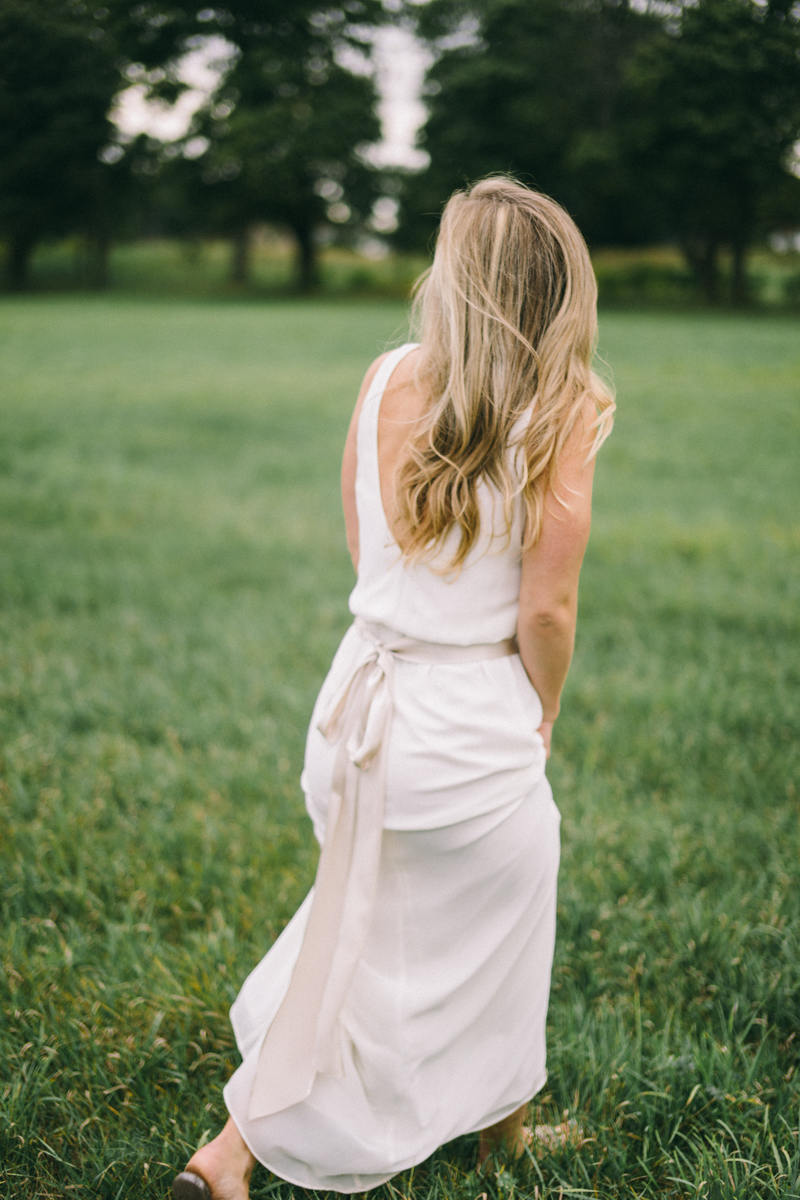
223, 344, 561, 1193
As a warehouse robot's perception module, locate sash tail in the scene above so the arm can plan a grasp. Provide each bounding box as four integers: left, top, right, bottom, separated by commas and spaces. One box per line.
248, 635, 394, 1118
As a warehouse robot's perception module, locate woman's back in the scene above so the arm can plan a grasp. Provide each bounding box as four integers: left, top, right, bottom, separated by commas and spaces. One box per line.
347, 343, 528, 646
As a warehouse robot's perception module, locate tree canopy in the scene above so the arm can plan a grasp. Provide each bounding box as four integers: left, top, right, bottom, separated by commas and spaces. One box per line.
0, 0, 123, 286
405, 0, 800, 300
4, 0, 800, 298
0, 0, 385, 288
404, 0, 665, 248
632, 0, 800, 301
170, 4, 383, 288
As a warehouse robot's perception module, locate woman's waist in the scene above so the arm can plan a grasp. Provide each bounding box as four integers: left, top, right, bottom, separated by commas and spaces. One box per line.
322, 620, 540, 710
353, 615, 518, 662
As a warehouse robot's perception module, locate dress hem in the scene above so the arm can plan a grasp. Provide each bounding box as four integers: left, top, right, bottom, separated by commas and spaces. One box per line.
224, 1071, 549, 1195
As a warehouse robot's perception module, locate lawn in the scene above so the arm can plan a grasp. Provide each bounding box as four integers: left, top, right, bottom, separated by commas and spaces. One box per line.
0, 298, 798, 1200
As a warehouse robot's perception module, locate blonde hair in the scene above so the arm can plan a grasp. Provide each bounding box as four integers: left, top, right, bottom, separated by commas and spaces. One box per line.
396, 175, 615, 568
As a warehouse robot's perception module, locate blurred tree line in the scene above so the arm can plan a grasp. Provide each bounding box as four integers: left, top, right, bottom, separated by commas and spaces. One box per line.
408, 0, 800, 303
0, 0, 383, 290
1, 0, 799, 301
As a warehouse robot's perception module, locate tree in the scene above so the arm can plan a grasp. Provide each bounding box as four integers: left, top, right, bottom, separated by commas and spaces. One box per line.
0, 0, 383, 291
633, 0, 800, 303
399, 0, 666, 253
0, 0, 124, 288
0, 0, 197, 289
405, 0, 800, 303
142, 2, 384, 289
198, 46, 380, 289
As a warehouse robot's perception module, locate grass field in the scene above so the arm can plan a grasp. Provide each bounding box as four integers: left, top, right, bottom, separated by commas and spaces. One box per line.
0, 299, 798, 1200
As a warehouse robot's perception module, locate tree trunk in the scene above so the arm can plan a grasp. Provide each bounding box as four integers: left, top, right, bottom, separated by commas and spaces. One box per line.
231, 226, 251, 284
731, 242, 749, 306
698, 241, 721, 305
294, 224, 318, 293
87, 229, 110, 289
8, 232, 35, 291
682, 236, 721, 305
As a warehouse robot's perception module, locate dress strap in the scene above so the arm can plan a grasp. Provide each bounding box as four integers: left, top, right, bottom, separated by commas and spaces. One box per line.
356, 343, 420, 516
247, 617, 517, 1119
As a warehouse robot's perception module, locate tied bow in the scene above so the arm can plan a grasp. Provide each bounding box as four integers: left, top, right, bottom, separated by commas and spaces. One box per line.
318, 636, 396, 768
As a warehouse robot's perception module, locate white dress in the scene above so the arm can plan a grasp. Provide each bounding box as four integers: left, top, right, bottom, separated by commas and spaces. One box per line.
223, 344, 561, 1193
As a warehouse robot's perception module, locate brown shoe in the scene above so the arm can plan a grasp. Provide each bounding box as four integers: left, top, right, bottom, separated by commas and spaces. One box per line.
173, 1169, 213, 1200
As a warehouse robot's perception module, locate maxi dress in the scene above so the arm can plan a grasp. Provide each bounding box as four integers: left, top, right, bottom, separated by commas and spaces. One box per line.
223, 344, 561, 1193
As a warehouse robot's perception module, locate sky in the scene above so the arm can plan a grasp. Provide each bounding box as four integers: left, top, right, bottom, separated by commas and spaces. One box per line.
113, 27, 432, 171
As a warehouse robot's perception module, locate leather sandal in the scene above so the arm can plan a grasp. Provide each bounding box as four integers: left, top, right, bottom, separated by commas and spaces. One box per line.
173, 1169, 213, 1200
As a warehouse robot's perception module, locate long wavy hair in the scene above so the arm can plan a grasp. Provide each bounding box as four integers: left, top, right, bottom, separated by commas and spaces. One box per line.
396, 176, 615, 568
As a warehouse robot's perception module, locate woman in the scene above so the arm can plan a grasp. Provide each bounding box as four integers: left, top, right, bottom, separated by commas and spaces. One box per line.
174, 176, 614, 1200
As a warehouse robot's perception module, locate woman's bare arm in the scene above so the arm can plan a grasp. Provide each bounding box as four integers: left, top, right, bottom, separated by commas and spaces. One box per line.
517, 402, 597, 756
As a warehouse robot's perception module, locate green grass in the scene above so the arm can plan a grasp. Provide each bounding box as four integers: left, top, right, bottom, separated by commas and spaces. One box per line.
0, 299, 798, 1200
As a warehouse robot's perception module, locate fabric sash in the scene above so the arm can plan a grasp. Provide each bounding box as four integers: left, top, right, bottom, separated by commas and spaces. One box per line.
248, 616, 518, 1118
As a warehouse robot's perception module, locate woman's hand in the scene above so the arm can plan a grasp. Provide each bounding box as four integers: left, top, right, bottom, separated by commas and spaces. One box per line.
538, 720, 553, 759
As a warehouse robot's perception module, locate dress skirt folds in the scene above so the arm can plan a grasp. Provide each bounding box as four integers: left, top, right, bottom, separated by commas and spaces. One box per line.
222, 345, 562, 1192
224, 776, 559, 1192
